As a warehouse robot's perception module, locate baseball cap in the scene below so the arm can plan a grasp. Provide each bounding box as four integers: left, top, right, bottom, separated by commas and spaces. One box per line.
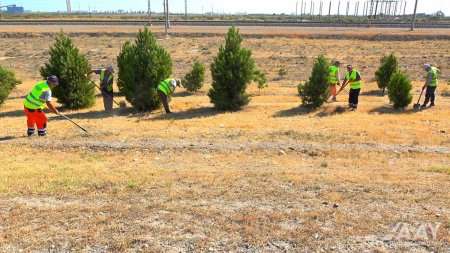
334, 60, 341, 65
47, 75, 59, 85
107, 66, 115, 73
423, 64, 431, 70
347, 64, 353, 69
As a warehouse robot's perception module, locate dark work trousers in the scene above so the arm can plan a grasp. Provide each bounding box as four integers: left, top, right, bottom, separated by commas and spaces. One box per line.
158, 90, 171, 113
349, 88, 361, 108
423, 86, 437, 105
102, 88, 114, 111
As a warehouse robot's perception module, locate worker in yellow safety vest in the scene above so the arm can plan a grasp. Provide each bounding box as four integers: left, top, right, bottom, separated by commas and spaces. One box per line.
421, 64, 441, 108
156, 78, 181, 114
342, 64, 362, 111
85, 66, 115, 111
23, 75, 60, 137
328, 60, 341, 102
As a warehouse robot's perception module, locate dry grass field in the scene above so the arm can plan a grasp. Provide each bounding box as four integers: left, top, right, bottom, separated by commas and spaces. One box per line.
0, 26, 449, 252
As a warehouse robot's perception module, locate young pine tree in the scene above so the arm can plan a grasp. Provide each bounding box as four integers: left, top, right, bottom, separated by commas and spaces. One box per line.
297, 55, 330, 109
40, 31, 94, 110
253, 69, 268, 92
375, 53, 398, 94
0, 65, 21, 106
209, 26, 256, 111
182, 60, 205, 93
117, 27, 173, 111
387, 71, 413, 109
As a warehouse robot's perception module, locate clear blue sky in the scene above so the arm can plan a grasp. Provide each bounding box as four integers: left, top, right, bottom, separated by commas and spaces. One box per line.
0, 0, 448, 15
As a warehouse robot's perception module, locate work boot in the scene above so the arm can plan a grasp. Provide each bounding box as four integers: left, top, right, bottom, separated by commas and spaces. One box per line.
332, 97, 338, 102
420, 104, 427, 109
429, 103, 435, 107
27, 128, 35, 137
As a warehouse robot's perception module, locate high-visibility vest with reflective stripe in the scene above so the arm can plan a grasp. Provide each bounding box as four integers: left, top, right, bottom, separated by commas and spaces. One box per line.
157, 78, 176, 95
329, 65, 339, 84
100, 70, 114, 91
427, 67, 438, 87
346, 70, 362, 89
23, 81, 50, 109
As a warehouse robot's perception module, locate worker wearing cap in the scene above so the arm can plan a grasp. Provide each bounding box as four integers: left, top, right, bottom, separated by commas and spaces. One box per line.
342, 64, 362, 110
85, 66, 115, 111
421, 64, 441, 108
329, 60, 341, 102
156, 78, 181, 114
23, 75, 60, 137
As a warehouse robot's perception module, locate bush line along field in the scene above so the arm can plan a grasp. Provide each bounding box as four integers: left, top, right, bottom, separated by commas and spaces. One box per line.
0, 26, 449, 252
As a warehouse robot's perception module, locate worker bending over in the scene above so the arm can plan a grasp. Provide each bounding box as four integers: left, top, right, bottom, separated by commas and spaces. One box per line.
421, 64, 440, 108
23, 75, 60, 137
156, 78, 181, 114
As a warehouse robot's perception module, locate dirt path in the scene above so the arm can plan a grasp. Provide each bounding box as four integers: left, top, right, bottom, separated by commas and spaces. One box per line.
1, 136, 449, 155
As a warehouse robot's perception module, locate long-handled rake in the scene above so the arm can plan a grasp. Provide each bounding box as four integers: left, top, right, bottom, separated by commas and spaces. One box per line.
59, 114, 91, 134
336, 83, 349, 96
88, 80, 126, 108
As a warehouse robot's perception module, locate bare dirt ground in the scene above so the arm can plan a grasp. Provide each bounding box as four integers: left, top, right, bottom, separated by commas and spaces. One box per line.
0, 25, 449, 252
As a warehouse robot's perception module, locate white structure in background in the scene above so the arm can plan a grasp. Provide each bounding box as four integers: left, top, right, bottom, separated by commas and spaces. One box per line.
66, 0, 71, 12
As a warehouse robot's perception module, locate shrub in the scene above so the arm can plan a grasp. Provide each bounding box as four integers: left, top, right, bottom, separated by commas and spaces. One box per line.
387, 71, 413, 109
0, 65, 21, 106
117, 27, 173, 111
297, 55, 330, 108
375, 53, 398, 93
40, 31, 94, 110
182, 60, 205, 93
253, 69, 268, 90
278, 66, 288, 79
208, 27, 255, 111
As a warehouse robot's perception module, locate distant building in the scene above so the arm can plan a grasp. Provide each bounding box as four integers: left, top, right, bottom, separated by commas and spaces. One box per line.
6, 6, 24, 14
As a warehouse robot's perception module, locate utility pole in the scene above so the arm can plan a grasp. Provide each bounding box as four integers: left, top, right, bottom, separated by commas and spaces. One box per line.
300, 0, 304, 17
185, 0, 187, 21
403, 1, 407, 16
304, 1, 307, 17
296, 1, 298, 16
166, 0, 170, 29
319, 1, 323, 18
374, 0, 379, 19
328, 1, 332, 18
411, 0, 419, 31
337, 1, 340, 17
148, 0, 151, 25
346, 1, 350, 17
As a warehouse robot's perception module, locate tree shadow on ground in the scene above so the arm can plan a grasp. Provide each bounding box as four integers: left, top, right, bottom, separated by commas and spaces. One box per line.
151, 107, 222, 121
0, 109, 24, 118
8, 95, 27, 100
49, 107, 136, 121
0, 135, 28, 142
361, 89, 386, 97
369, 105, 419, 115
273, 104, 314, 118
316, 106, 348, 117
172, 91, 194, 98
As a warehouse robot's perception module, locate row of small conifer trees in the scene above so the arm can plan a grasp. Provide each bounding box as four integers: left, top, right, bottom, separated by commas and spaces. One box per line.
1, 27, 413, 110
